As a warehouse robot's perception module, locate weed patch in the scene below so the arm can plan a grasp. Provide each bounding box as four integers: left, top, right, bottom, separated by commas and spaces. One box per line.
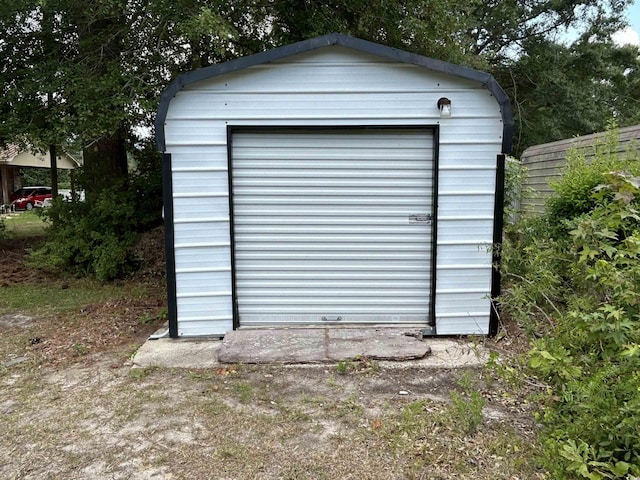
335, 356, 380, 375
502, 123, 640, 478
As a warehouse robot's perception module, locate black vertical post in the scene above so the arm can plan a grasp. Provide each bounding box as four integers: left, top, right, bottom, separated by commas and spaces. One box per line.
428, 126, 439, 333
49, 144, 58, 198
162, 153, 179, 338
489, 154, 506, 336
226, 127, 240, 330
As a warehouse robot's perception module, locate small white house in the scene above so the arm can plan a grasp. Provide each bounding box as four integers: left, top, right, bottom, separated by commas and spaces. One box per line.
0, 144, 79, 205
155, 33, 513, 338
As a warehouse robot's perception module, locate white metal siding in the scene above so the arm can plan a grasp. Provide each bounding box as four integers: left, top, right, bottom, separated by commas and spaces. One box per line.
164, 46, 504, 336
232, 129, 434, 326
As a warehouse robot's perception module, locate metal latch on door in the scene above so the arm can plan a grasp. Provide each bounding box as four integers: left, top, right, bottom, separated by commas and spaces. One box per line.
409, 213, 432, 224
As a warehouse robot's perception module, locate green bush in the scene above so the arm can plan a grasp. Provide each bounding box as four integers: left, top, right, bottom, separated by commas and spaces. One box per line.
501, 127, 640, 478
544, 121, 640, 239
127, 141, 164, 232
504, 157, 527, 224
0, 216, 7, 241
529, 172, 640, 478
29, 144, 163, 280
501, 214, 567, 336
29, 185, 140, 280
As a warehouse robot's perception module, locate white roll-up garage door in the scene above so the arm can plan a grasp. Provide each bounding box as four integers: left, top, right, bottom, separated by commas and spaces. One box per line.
231, 128, 435, 327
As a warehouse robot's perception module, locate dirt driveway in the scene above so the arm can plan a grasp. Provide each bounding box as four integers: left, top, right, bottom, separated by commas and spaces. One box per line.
1, 235, 541, 479
2, 332, 540, 480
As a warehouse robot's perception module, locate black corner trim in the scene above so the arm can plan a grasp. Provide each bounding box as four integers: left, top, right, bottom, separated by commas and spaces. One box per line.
162, 153, 179, 338
155, 33, 514, 154
429, 126, 440, 331
489, 154, 506, 337
226, 127, 240, 330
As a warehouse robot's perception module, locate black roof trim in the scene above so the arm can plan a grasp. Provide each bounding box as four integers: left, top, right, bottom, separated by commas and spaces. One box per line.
155, 33, 513, 153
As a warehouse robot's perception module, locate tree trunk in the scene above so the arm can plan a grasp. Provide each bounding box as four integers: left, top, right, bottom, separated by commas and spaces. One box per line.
49, 143, 58, 198
82, 125, 128, 198
76, 3, 128, 199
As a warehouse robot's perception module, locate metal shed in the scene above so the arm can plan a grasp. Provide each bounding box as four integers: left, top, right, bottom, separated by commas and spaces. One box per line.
155, 33, 513, 338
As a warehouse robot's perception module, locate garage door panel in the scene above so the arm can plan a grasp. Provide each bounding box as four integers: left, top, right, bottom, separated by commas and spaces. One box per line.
234, 196, 429, 206
233, 131, 431, 147
234, 234, 429, 244
234, 178, 431, 189
235, 251, 431, 261
234, 161, 432, 171
232, 128, 434, 326
240, 314, 429, 325
236, 271, 429, 280
233, 215, 432, 226
234, 225, 431, 236
234, 206, 433, 216
236, 242, 432, 251
233, 186, 432, 196
237, 279, 431, 289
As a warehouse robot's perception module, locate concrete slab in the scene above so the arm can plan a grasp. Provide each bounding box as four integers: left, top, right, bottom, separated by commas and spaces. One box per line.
132, 337, 222, 369
218, 328, 430, 364
131, 327, 489, 369
218, 329, 327, 364
326, 328, 430, 362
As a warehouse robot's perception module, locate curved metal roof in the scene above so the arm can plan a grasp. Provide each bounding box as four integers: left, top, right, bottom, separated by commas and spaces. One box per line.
155, 32, 513, 153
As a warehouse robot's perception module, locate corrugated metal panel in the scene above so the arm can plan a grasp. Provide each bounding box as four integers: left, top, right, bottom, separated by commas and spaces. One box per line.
232, 129, 434, 326
168, 92, 499, 120
181, 47, 487, 93
168, 143, 233, 336
163, 46, 503, 336
434, 313, 492, 335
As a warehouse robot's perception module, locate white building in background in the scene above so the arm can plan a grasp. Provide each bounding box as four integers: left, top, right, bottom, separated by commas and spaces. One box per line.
0, 145, 79, 205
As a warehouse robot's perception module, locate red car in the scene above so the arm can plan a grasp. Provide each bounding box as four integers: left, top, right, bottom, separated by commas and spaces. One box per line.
10, 186, 52, 210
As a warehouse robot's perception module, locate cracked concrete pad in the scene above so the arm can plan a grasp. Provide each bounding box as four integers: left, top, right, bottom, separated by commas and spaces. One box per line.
217, 328, 431, 364
326, 328, 431, 362
131, 329, 488, 369
218, 329, 327, 364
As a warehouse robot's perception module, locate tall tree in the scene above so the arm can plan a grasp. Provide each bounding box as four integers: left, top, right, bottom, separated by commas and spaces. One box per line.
467, 0, 631, 62
494, 34, 640, 155
0, 1, 130, 195
265, 0, 481, 67
468, 0, 639, 154
69, 1, 129, 195
1, 0, 637, 168
0, 1, 270, 193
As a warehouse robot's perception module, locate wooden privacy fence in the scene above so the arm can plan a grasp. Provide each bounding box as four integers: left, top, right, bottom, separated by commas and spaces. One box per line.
520, 124, 640, 214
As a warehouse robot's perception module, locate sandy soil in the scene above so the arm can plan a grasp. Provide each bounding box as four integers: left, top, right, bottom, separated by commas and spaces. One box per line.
0, 234, 542, 480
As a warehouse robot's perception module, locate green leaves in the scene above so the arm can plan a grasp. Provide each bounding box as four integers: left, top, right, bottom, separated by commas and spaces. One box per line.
1, 0, 637, 160
559, 440, 636, 480
529, 343, 582, 380
501, 127, 640, 478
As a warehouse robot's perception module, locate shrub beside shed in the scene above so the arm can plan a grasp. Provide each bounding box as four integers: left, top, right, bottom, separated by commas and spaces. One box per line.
155, 33, 513, 338
520, 124, 640, 214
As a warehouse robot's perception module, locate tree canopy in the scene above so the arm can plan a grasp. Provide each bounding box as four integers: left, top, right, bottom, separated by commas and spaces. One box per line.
0, 0, 638, 164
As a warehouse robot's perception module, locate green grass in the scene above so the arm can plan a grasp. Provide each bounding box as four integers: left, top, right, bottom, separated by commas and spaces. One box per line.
3, 211, 46, 238
0, 282, 150, 316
